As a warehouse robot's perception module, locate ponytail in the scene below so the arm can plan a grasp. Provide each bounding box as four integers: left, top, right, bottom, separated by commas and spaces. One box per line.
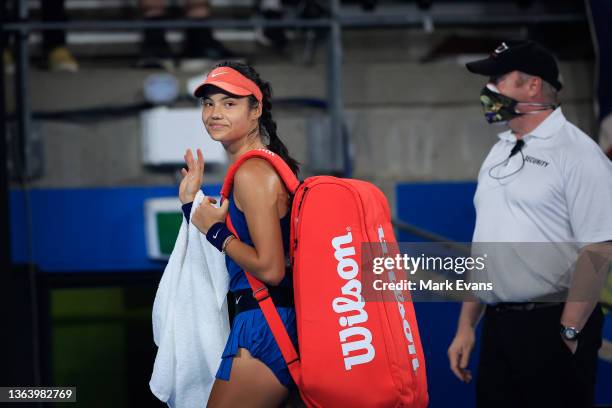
257, 81, 300, 175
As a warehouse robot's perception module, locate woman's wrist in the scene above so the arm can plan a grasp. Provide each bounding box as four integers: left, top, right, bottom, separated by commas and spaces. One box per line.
180, 194, 196, 205
206, 222, 234, 252
221, 235, 236, 253
181, 202, 193, 223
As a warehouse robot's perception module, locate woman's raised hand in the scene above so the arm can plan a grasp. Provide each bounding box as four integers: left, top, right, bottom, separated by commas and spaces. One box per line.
179, 148, 204, 204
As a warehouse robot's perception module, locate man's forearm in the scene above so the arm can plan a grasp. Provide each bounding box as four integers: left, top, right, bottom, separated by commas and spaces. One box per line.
458, 301, 486, 331
561, 242, 612, 329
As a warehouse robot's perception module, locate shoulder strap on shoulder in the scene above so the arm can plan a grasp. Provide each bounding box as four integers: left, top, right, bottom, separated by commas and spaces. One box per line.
220, 149, 300, 200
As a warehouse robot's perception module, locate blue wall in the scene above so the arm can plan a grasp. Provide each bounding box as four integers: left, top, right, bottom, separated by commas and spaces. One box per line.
396, 182, 479, 407
396, 182, 477, 243
9, 185, 220, 272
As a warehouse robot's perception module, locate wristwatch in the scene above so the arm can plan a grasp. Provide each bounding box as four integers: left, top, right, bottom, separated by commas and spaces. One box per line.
560, 325, 580, 341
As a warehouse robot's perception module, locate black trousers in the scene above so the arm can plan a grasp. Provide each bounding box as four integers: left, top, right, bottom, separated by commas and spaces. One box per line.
476, 304, 604, 408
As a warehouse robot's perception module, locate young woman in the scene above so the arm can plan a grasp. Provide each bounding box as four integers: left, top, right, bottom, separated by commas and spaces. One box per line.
178, 61, 300, 407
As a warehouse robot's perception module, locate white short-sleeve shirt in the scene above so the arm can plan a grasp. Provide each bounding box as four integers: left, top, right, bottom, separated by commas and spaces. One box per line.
472, 108, 612, 302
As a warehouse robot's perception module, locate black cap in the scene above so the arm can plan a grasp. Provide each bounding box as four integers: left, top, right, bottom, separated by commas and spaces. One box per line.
466, 40, 563, 90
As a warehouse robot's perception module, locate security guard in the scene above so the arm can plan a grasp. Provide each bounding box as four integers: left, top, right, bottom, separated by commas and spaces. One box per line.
447, 40, 612, 408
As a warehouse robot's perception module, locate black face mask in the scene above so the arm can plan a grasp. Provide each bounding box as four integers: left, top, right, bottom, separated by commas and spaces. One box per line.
479, 84, 559, 124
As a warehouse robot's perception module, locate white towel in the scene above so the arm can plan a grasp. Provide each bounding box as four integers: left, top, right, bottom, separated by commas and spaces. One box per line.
150, 191, 230, 408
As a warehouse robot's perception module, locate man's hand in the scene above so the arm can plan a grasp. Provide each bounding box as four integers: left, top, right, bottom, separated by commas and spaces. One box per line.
448, 326, 476, 383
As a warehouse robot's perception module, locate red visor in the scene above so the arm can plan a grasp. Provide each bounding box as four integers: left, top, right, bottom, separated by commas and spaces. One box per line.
193, 67, 263, 102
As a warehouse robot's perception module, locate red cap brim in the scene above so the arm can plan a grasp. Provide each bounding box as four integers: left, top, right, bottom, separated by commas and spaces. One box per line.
193, 66, 263, 102
194, 80, 253, 98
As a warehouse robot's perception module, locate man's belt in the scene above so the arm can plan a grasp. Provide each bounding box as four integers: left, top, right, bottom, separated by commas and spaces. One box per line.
488, 302, 563, 313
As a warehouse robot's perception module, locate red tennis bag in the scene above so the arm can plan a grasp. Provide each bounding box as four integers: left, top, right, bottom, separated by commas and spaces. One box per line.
221, 149, 428, 408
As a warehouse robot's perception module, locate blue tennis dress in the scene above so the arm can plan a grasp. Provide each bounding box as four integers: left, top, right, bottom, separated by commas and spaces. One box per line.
215, 194, 298, 388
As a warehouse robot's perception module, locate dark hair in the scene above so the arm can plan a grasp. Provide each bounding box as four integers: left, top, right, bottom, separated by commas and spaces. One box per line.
213, 61, 300, 176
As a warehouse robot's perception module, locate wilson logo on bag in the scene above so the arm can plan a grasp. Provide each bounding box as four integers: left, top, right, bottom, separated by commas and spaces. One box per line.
221, 149, 429, 407
331, 230, 375, 371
